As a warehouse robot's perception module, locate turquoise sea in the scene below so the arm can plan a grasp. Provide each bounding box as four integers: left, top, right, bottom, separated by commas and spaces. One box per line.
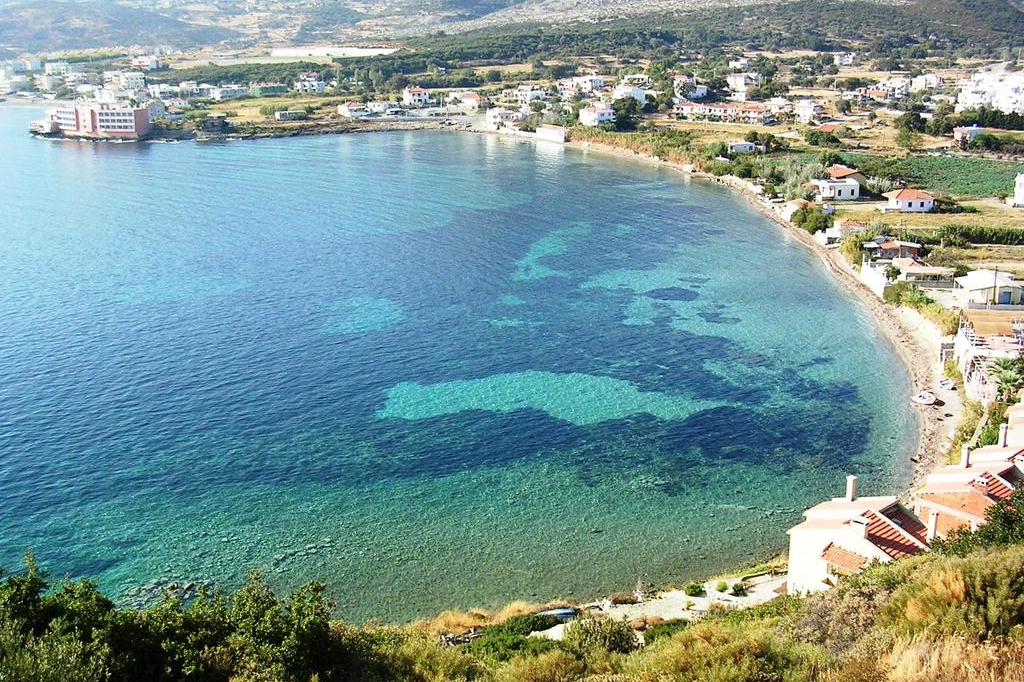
0, 106, 916, 622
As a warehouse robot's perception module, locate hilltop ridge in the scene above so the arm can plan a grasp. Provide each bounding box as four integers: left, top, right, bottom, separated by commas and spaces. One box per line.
1, 0, 1023, 52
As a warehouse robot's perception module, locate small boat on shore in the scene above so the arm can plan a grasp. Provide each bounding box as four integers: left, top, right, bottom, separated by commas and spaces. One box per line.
911, 391, 937, 405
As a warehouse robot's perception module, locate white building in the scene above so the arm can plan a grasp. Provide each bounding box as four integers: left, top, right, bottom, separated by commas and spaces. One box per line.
337, 102, 370, 118
535, 124, 566, 143
118, 71, 147, 91
814, 178, 860, 201
131, 55, 162, 71
956, 67, 1024, 115
794, 99, 824, 124
726, 72, 761, 101
765, 97, 793, 116
954, 269, 1023, 306
294, 73, 327, 94
484, 107, 525, 131
145, 99, 166, 121
0, 74, 31, 93
402, 86, 430, 106
178, 81, 213, 99
94, 87, 133, 105
148, 83, 177, 100
579, 104, 615, 127
833, 52, 858, 66
875, 76, 911, 100
612, 84, 647, 105
209, 84, 249, 101
557, 76, 606, 96
727, 140, 756, 154
953, 124, 985, 148
883, 188, 935, 213
786, 476, 928, 595
911, 73, 942, 92
44, 61, 80, 76
1009, 173, 1024, 208
510, 85, 546, 107
621, 73, 653, 88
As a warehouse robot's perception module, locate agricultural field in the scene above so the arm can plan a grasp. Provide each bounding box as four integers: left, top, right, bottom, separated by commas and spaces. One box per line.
846, 153, 1024, 198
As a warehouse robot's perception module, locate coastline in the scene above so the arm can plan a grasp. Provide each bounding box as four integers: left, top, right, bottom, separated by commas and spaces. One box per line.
9, 113, 963, 623
563, 139, 960, 491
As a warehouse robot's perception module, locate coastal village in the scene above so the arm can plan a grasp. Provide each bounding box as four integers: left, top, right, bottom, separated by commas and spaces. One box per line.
6, 28, 1024, 679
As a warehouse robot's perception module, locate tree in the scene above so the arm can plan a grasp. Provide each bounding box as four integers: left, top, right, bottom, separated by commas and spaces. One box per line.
611, 97, 642, 131
791, 206, 832, 234
818, 150, 845, 168
895, 111, 926, 132
895, 128, 921, 150
884, 264, 902, 282
836, 98, 853, 114
990, 357, 1024, 401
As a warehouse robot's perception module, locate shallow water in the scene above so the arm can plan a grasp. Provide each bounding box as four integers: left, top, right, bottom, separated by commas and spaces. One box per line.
0, 108, 916, 622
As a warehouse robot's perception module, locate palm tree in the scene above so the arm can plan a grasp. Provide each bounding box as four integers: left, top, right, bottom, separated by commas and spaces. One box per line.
991, 357, 1024, 401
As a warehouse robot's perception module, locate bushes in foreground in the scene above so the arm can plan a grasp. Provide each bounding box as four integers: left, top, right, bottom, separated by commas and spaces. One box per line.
7, 519, 1024, 681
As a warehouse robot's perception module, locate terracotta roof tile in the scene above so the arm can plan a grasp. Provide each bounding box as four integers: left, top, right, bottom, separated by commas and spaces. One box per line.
826, 164, 861, 179
821, 543, 869, 574
973, 472, 1014, 501
884, 508, 929, 546
918, 491, 994, 520
864, 510, 926, 560
884, 188, 934, 201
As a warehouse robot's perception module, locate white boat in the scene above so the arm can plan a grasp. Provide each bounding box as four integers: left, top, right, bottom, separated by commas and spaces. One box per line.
911, 391, 937, 405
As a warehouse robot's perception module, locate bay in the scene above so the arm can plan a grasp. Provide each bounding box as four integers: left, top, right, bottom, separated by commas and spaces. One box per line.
0, 106, 916, 622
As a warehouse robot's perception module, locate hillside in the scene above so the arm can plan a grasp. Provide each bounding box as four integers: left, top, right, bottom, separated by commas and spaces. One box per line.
1, 0, 1022, 52
0, 0, 239, 52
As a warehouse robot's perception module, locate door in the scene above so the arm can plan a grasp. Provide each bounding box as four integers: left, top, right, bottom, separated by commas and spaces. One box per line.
999, 290, 1012, 304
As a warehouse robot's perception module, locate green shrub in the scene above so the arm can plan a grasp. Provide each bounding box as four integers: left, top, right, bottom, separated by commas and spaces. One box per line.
462, 628, 556, 662
562, 616, 638, 657
642, 618, 690, 644
493, 649, 584, 682
716, 581, 728, 593
884, 545, 1024, 639
730, 582, 748, 597
683, 583, 705, 597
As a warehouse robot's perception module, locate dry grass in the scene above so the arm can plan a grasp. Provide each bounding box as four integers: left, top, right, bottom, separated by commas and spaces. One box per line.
832, 201, 1024, 232
884, 635, 1024, 682
412, 599, 572, 635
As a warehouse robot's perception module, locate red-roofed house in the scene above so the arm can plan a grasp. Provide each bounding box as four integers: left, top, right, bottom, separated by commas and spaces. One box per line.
787, 476, 929, 595
402, 86, 430, 107
884, 188, 935, 213
913, 445, 1024, 540
825, 164, 867, 186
